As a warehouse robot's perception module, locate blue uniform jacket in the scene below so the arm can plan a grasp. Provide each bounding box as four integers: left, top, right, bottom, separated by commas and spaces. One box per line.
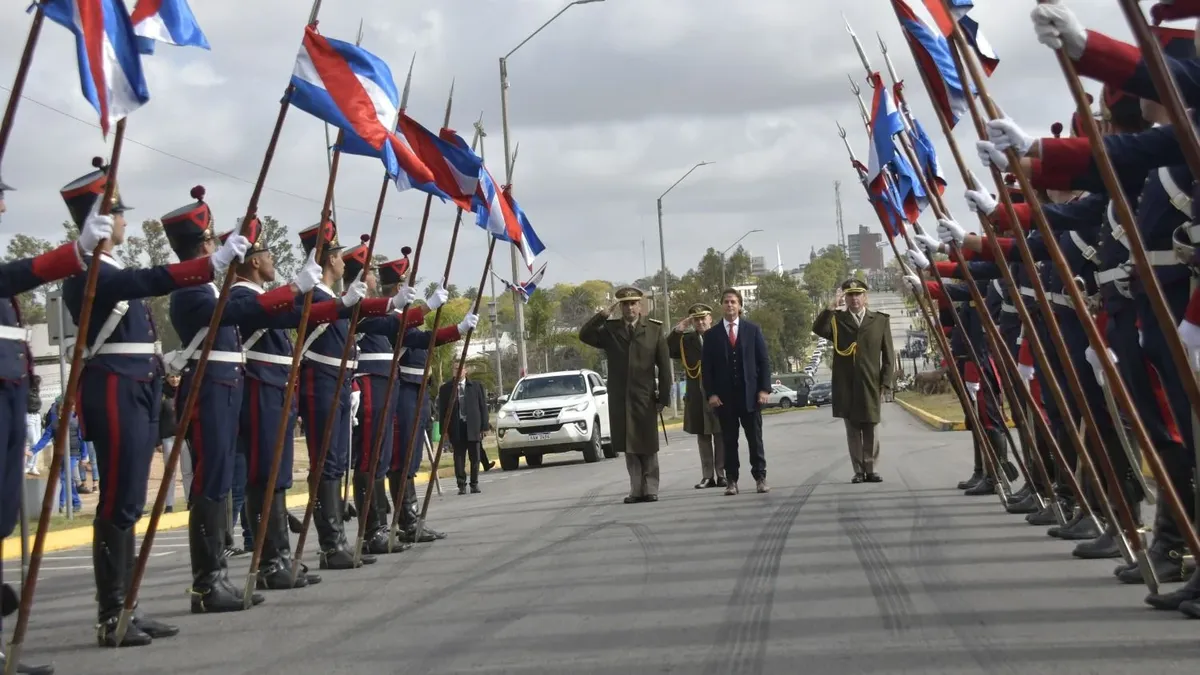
63, 253, 213, 380
0, 242, 86, 382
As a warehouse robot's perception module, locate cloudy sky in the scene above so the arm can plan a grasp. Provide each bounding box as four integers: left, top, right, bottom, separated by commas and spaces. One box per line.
0, 0, 1162, 290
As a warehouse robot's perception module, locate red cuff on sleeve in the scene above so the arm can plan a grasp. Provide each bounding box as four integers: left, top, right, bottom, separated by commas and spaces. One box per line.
256, 286, 296, 315
31, 242, 85, 282
433, 325, 461, 345
1018, 338, 1034, 367
993, 202, 1032, 233
1075, 31, 1141, 88
934, 261, 960, 278
1040, 138, 1095, 181
963, 361, 981, 384
402, 306, 427, 328
1028, 158, 1079, 191
942, 325, 953, 336
977, 237, 1015, 262
167, 256, 215, 286
925, 281, 950, 309
358, 297, 391, 317
308, 299, 341, 325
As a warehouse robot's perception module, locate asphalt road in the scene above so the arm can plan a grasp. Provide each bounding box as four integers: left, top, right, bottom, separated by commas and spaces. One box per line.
6, 405, 1199, 674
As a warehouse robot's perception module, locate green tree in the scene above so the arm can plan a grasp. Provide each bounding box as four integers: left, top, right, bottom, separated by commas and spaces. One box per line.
425, 297, 471, 383
257, 216, 298, 286
750, 271, 815, 373
3, 234, 54, 323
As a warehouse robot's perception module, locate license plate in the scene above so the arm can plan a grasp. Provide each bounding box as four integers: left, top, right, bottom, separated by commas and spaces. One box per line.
527, 432, 551, 440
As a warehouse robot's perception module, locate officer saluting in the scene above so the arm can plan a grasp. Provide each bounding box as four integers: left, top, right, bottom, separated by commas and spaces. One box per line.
0, 172, 113, 675
221, 224, 333, 591
812, 279, 895, 483
60, 159, 225, 648
580, 287, 671, 503
668, 302, 726, 489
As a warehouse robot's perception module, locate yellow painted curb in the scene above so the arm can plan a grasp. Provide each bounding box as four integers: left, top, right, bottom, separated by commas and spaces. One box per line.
3, 475, 432, 562
894, 398, 961, 431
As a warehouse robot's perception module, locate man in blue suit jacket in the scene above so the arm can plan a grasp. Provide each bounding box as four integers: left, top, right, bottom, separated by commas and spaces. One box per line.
701, 289, 772, 495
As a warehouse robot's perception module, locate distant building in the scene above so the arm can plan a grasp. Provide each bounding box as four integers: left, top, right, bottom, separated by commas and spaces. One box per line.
847, 224, 883, 270
750, 255, 768, 277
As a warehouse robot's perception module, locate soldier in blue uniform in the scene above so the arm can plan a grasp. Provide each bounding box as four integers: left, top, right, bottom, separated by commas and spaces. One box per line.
221, 224, 344, 590
59, 159, 212, 647
295, 223, 414, 569
161, 186, 331, 612
0, 172, 112, 674
383, 262, 479, 544
347, 247, 461, 555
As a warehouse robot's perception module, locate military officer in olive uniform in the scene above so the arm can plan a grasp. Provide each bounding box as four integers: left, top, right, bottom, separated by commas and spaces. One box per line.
579, 287, 671, 503
668, 302, 726, 488
811, 279, 895, 483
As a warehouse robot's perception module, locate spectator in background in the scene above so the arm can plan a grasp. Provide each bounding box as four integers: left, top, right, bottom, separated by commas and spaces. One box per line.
437, 365, 490, 495
24, 375, 42, 475
30, 396, 87, 512
159, 377, 179, 513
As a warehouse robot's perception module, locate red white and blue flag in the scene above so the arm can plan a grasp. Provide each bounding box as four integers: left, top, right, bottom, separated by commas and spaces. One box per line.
43, 0, 150, 136
290, 26, 436, 190
921, 0, 999, 75
893, 0, 970, 127
129, 0, 209, 54
865, 72, 904, 195
493, 262, 547, 303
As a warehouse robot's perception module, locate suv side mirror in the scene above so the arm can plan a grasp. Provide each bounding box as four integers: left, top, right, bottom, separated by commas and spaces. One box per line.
592, 387, 607, 396
497, 395, 508, 404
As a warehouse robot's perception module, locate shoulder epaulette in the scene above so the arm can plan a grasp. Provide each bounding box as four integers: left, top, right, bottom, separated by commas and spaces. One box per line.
606, 316, 621, 321
875, 311, 890, 318
648, 318, 662, 325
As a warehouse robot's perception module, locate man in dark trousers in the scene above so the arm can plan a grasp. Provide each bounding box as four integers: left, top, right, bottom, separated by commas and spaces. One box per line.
701, 288, 772, 496
437, 365, 490, 494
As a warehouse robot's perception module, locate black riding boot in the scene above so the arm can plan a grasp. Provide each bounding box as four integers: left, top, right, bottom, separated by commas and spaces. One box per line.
94, 519, 151, 647
189, 497, 263, 613
354, 472, 393, 555
958, 434, 984, 490
988, 428, 1019, 483
121, 527, 178, 638
247, 484, 288, 590
1117, 499, 1186, 584
1074, 475, 1141, 559
398, 480, 444, 543
317, 479, 374, 568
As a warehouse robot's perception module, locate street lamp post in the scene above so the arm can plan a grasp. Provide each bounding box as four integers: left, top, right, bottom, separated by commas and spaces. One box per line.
499, 0, 605, 378
656, 161, 712, 415
719, 228, 763, 290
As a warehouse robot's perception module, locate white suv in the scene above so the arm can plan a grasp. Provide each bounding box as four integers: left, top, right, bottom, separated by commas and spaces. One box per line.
495, 369, 615, 470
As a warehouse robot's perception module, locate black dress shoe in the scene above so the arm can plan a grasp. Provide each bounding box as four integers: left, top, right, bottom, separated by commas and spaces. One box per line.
715, 477, 727, 488
643, 495, 658, 502
1004, 484, 1032, 506
1005, 493, 1039, 515
0, 653, 55, 675
133, 614, 179, 639
957, 470, 983, 490
97, 616, 152, 648
1057, 516, 1102, 541
963, 476, 995, 496
623, 496, 640, 504
851, 473, 865, 484
457, 486, 467, 495
865, 473, 882, 483
1071, 530, 1122, 559
470, 484, 481, 494
1145, 568, 1200, 611
1026, 503, 1061, 526
695, 478, 715, 489
1118, 542, 1185, 585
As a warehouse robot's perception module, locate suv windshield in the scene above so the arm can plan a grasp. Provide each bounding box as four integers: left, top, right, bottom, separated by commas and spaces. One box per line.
511, 374, 587, 400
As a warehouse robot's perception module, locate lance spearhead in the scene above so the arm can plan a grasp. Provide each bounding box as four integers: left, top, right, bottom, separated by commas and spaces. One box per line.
398, 53, 416, 116
878, 34, 902, 89
843, 15, 873, 80
851, 82, 870, 128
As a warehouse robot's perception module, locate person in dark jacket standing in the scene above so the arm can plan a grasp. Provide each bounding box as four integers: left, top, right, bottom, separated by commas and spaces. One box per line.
669, 303, 726, 489
701, 289, 772, 496
158, 378, 179, 513
437, 365, 490, 494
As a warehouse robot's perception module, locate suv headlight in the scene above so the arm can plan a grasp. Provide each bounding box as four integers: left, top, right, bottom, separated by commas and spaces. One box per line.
560, 401, 590, 414
497, 410, 510, 420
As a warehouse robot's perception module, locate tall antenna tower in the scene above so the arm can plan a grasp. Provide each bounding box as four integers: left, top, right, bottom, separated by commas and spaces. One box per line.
834, 180, 847, 251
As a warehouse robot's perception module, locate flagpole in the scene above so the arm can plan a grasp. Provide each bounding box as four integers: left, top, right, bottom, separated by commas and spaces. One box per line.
0, 3, 45, 167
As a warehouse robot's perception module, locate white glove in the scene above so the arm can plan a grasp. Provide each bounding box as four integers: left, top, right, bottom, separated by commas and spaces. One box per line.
341, 279, 367, 307
965, 381, 980, 401
1031, 1, 1087, 60
457, 312, 479, 334
292, 249, 322, 294
975, 141, 1009, 171
986, 118, 1036, 157
903, 274, 922, 293
937, 218, 967, 246
1179, 318, 1200, 350
1017, 364, 1035, 382
964, 188, 998, 216
424, 284, 449, 310
914, 233, 941, 255
905, 247, 930, 270
350, 390, 361, 425
211, 233, 250, 276
78, 214, 113, 252
390, 284, 418, 311
1084, 346, 1117, 386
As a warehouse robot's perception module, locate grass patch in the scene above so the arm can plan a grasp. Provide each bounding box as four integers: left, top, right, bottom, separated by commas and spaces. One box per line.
895, 391, 1013, 425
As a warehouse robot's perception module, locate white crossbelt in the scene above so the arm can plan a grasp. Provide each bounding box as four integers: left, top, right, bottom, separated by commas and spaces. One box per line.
358, 353, 393, 361
1001, 303, 1016, 313
1067, 231, 1098, 262
0, 325, 28, 342
92, 342, 160, 356
1159, 166, 1192, 217
245, 351, 293, 365
399, 366, 424, 377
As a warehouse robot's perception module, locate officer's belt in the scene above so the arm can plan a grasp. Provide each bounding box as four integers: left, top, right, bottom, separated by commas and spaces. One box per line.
1001, 303, 1016, 313
91, 342, 160, 356
398, 366, 424, 377
1095, 266, 1130, 285
0, 325, 29, 342
1048, 292, 1073, 309
1019, 286, 1035, 298
245, 351, 293, 366
80, 301, 130, 359
192, 351, 244, 364
358, 353, 394, 361
303, 352, 356, 369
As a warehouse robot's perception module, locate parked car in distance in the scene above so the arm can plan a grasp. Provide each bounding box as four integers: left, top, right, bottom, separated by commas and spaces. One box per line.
494, 369, 615, 470
765, 383, 799, 408
806, 381, 833, 406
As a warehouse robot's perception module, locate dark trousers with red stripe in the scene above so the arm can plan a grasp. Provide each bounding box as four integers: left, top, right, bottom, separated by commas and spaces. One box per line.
0, 378, 27, 539
177, 373, 243, 503
352, 375, 395, 479
391, 382, 429, 478
239, 377, 296, 490
1137, 284, 1197, 468
78, 368, 161, 529
300, 366, 351, 480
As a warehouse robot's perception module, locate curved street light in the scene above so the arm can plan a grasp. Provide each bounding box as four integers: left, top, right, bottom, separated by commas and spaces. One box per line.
499, 0, 607, 377
721, 228, 764, 289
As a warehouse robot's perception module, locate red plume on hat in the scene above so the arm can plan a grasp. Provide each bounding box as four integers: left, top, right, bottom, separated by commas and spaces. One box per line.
1050, 122, 1063, 138
1151, 0, 1200, 24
